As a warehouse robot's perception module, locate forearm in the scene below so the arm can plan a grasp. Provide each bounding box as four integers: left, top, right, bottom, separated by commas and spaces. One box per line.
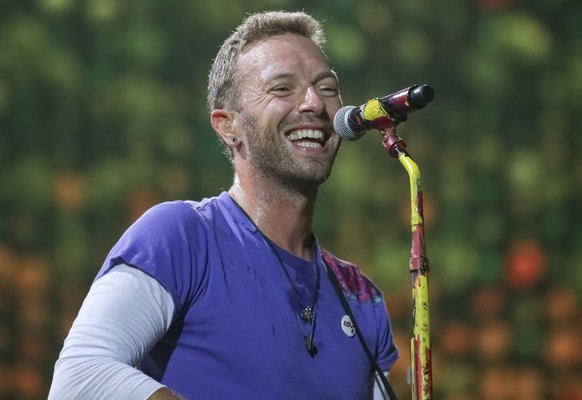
49, 357, 164, 400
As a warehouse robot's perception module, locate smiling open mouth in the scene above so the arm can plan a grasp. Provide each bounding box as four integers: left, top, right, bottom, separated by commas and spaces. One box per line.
287, 129, 325, 148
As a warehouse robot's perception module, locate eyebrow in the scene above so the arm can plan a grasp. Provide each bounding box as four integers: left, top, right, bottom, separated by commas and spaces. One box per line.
314, 70, 339, 84
267, 71, 338, 85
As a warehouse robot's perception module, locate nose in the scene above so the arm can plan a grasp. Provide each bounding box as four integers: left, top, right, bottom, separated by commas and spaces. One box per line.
298, 86, 326, 115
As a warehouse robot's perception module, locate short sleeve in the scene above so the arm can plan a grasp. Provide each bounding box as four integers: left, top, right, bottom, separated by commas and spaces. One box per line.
374, 299, 400, 371
96, 201, 208, 318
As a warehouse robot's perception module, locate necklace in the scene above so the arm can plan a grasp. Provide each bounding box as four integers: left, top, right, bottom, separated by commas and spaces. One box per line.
264, 238, 321, 356
228, 195, 321, 355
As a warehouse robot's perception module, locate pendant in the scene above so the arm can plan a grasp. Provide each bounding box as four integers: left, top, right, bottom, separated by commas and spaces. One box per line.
300, 307, 314, 323
304, 335, 318, 356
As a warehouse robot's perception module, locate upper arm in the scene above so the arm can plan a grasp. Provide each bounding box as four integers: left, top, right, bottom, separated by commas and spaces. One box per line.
49, 264, 175, 399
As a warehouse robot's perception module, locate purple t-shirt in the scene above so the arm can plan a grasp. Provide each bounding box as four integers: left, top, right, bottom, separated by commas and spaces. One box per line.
97, 192, 398, 399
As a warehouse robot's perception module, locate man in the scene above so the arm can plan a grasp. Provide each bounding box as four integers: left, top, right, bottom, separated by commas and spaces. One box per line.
49, 11, 399, 399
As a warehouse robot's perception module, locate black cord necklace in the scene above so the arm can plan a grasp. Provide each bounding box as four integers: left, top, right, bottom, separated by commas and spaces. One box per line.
263, 238, 321, 356
229, 195, 321, 355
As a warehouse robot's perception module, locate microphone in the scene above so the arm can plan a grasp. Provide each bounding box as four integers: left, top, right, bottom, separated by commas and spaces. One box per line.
333, 84, 435, 141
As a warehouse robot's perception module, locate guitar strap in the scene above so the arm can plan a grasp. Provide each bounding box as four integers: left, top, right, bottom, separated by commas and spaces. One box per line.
325, 265, 399, 400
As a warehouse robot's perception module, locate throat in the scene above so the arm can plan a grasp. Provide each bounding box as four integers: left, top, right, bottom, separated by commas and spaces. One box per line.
228, 187, 315, 259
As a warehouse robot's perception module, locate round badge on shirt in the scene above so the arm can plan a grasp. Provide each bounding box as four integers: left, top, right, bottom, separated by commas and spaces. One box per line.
341, 315, 356, 337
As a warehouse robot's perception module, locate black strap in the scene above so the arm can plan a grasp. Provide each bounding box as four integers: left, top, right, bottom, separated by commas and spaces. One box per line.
326, 267, 398, 400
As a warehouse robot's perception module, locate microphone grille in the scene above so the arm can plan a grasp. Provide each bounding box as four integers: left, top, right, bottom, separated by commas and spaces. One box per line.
333, 106, 362, 141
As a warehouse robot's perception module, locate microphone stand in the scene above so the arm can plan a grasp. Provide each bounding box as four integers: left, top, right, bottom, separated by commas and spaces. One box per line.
382, 128, 433, 400
336, 87, 435, 399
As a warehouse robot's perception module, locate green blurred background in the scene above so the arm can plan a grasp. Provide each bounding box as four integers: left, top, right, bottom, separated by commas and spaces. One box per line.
1, 0, 581, 398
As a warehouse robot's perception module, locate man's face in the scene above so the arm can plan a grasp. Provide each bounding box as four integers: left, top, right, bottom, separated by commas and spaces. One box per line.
232, 33, 342, 187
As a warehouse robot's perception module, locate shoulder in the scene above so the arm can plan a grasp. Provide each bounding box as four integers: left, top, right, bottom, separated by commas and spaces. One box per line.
140, 200, 199, 223
131, 195, 225, 234
321, 249, 383, 304
110, 198, 222, 265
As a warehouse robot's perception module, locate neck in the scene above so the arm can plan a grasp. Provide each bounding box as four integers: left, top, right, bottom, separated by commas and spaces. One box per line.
228, 172, 318, 260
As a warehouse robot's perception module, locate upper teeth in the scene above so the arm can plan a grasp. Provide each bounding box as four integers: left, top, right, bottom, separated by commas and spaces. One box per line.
287, 129, 324, 142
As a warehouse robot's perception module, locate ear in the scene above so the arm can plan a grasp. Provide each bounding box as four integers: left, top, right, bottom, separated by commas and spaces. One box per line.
210, 109, 240, 147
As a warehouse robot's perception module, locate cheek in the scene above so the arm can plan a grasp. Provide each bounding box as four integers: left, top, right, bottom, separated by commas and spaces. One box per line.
261, 101, 298, 126
244, 92, 296, 119
326, 97, 342, 116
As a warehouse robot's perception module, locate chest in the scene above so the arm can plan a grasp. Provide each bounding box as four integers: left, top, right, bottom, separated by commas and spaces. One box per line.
167, 240, 375, 399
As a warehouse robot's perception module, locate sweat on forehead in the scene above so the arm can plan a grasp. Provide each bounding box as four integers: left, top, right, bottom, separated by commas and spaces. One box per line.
236, 34, 334, 86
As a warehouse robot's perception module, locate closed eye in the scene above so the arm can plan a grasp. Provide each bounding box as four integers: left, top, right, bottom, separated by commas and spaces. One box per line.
318, 85, 339, 97
272, 86, 291, 93
269, 85, 296, 97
